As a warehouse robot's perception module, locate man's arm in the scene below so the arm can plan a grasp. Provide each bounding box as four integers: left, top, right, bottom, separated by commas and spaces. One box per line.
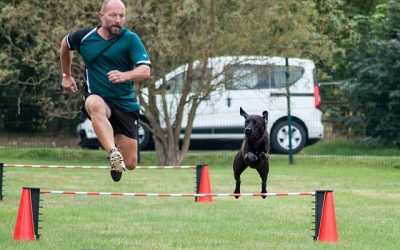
60, 36, 78, 93
107, 64, 151, 84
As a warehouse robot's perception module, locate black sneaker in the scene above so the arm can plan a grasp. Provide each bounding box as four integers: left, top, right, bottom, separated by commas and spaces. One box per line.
110, 170, 123, 182
109, 148, 126, 182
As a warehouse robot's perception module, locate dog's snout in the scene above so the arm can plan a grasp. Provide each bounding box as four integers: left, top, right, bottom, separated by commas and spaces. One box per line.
245, 127, 252, 135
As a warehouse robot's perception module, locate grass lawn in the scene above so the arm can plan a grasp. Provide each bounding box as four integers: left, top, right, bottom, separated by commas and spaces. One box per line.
0, 145, 399, 249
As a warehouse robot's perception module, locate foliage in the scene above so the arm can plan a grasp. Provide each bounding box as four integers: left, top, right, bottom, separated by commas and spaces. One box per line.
0, 0, 99, 132
341, 0, 386, 16
342, 0, 400, 146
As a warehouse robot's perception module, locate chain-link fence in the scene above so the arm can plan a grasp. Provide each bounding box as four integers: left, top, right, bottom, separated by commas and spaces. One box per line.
1, 81, 399, 167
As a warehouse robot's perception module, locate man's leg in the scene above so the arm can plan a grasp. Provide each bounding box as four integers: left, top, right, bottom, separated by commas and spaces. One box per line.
115, 134, 138, 170
85, 95, 115, 152
85, 95, 126, 182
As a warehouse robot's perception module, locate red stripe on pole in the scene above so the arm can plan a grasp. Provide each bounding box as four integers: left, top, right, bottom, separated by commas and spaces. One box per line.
63, 191, 77, 195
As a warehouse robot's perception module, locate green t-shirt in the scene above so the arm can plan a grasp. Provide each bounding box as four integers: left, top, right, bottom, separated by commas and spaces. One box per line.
67, 27, 151, 112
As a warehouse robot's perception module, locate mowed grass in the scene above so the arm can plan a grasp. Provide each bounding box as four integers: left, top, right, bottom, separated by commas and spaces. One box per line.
0, 147, 399, 249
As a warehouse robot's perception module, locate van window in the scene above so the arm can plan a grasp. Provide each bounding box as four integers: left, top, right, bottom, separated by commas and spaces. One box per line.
166, 68, 212, 94
224, 64, 305, 90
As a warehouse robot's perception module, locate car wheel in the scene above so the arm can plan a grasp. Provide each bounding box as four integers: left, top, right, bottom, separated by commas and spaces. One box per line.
79, 138, 101, 150
138, 123, 151, 150
271, 120, 306, 154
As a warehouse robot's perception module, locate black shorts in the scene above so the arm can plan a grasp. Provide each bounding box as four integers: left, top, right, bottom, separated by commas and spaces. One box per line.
82, 99, 139, 140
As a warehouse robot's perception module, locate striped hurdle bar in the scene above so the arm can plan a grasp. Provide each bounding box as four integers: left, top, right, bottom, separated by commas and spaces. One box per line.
0, 163, 208, 201
39, 190, 315, 197
3, 163, 197, 170
13, 187, 338, 242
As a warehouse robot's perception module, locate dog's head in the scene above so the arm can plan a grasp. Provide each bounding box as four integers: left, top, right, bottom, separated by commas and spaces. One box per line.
240, 107, 268, 140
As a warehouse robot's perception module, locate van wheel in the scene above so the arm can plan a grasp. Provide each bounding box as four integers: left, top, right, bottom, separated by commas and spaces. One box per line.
271, 120, 306, 154
138, 123, 151, 150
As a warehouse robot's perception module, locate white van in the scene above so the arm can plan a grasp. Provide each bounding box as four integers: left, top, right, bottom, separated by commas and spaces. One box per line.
77, 56, 323, 153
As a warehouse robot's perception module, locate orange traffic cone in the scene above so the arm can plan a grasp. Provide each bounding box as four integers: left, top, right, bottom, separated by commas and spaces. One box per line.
14, 188, 35, 241
318, 191, 338, 242
197, 165, 212, 202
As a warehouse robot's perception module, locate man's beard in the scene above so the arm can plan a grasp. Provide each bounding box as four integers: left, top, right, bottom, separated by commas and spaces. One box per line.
104, 25, 121, 37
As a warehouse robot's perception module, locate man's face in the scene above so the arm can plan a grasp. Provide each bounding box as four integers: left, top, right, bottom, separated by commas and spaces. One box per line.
100, 1, 125, 37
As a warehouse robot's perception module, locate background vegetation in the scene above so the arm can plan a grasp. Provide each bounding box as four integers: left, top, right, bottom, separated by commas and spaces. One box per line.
0, 0, 399, 163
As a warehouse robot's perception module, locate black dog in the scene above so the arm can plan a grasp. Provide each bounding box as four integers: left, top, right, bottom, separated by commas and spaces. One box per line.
233, 107, 270, 199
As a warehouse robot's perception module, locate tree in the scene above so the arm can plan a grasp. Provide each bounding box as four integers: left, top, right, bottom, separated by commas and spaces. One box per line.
133, 0, 349, 164
341, 0, 386, 16
0, 0, 99, 132
343, 0, 400, 145
130, 1, 221, 165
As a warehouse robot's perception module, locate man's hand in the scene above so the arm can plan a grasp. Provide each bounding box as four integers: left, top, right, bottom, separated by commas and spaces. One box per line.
62, 77, 79, 93
107, 70, 127, 83
108, 65, 151, 83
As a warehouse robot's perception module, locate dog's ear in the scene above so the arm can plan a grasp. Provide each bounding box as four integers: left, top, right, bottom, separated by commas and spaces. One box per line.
262, 111, 268, 122
240, 107, 248, 118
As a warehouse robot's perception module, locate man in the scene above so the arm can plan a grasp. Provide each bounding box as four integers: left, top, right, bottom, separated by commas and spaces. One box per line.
60, 0, 151, 182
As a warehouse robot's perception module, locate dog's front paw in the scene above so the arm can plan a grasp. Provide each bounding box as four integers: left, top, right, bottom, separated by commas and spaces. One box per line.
234, 188, 240, 199
245, 152, 258, 163
261, 190, 267, 199
261, 186, 267, 199
259, 152, 269, 160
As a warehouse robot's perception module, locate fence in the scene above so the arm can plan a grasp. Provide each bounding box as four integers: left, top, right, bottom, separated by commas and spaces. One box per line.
1, 84, 399, 167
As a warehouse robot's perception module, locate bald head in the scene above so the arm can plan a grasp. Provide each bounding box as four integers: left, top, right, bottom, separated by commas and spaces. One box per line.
101, 0, 125, 12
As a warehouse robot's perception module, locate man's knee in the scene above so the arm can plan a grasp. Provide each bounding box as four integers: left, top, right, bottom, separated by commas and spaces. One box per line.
125, 158, 137, 170
85, 95, 108, 116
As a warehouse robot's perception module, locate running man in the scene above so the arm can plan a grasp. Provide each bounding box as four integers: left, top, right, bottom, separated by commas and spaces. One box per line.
60, 0, 151, 182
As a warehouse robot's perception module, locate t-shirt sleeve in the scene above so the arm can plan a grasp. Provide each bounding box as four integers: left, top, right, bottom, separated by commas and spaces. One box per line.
66, 28, 94, 52
129, 33, 151, 67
